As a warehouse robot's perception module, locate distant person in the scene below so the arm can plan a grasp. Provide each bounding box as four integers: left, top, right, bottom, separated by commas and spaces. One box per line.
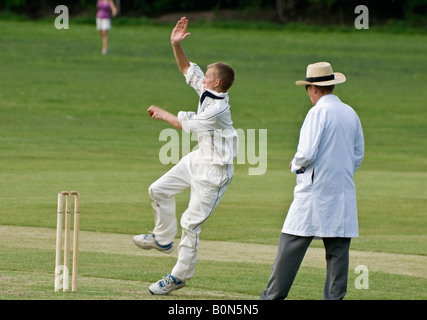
96, 0, 117, 55
260, 62, 364, 300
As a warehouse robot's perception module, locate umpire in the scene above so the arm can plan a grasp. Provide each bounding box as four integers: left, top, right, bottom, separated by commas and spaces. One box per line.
260, 62, 364, 300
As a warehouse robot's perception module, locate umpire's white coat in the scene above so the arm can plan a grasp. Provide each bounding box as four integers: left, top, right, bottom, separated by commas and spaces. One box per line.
282, 94, 364, 238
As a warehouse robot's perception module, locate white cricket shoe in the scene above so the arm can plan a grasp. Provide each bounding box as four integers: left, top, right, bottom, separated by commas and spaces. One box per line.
132, 234, 173, 254
148, 274, 186, 295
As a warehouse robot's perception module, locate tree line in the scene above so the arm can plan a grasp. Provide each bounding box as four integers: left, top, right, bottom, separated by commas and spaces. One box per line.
1, 0, 426, 25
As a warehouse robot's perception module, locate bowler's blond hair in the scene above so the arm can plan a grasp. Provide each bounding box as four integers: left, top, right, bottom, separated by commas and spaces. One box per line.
207, 62, 235, 92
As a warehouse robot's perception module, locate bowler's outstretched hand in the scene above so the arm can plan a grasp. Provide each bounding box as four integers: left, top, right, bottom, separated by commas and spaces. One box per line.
171, 17, 191, 45
147, 105, 166, 120
147, 105, 182, 130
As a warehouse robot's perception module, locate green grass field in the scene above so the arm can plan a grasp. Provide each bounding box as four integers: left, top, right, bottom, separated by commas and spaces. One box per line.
0, 19, 426, 300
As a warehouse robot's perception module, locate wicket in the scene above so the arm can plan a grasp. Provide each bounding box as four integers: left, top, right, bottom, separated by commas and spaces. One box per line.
55, 191, 80, 292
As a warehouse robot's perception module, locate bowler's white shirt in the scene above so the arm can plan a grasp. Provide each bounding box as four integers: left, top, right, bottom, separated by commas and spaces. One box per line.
177, 62, 238, 165
283, 94, 364, 238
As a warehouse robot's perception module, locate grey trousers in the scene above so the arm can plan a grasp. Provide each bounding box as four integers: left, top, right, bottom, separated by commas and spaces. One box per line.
260, 233, 351, 300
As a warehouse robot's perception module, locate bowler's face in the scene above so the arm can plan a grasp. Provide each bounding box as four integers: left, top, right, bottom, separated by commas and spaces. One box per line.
203, 68, 217, 91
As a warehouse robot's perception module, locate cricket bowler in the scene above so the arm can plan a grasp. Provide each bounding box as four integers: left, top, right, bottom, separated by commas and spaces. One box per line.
133, 17, 238, 295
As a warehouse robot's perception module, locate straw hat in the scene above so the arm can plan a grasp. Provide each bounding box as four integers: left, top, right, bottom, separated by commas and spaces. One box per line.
296, 62, 346, 86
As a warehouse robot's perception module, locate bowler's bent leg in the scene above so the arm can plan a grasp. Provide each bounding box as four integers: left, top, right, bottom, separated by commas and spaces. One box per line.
171, 166, 232, 281
260, 233, 313, 300
148, 160, 191, 246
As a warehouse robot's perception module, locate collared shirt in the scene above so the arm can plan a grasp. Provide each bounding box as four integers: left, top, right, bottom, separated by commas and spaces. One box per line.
283, 94, 364, 238
178, 62, 238, 165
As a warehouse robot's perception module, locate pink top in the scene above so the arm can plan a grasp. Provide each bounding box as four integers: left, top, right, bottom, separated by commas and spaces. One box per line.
97, 1, 111, 19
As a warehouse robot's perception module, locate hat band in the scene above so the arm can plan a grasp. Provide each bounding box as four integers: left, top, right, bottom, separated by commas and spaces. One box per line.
306, 74, 335, 83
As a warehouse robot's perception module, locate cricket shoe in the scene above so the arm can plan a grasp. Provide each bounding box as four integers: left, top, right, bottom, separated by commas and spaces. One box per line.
132, 233, 173, 254
148, 274, 186, 295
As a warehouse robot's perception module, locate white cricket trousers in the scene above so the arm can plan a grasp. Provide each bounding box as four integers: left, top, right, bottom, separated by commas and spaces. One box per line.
148, 152, 233, 281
